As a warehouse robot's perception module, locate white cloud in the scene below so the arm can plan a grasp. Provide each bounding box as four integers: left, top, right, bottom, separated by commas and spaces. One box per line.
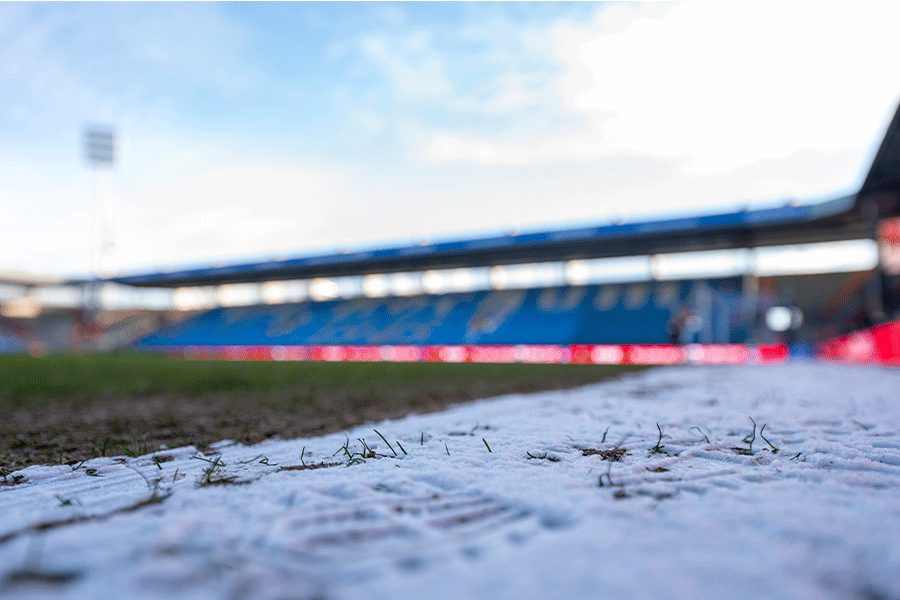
419, 131, 613, 165
345, 7, 568, 139
418, 2, 900, 189
350, 110, 389, 137
554, 3, 900, 174
0, 156, 94, 275
116, 160, 350, 271
358, 30, 453, 99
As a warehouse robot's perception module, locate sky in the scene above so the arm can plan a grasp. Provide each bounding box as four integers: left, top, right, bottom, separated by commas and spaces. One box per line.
2, 2, 900, 279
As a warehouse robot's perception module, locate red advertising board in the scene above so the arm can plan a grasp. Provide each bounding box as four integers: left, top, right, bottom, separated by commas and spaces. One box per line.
160, 343, 790, 366
817, 320, 900, 365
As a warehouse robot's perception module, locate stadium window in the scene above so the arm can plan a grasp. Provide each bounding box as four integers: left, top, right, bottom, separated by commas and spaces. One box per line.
333, 276, 363, 299
491, 263, 564, 290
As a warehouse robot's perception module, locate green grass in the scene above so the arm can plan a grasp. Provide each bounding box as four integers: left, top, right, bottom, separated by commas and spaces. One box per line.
0, 353, 648, 409
1, 353, 650, 470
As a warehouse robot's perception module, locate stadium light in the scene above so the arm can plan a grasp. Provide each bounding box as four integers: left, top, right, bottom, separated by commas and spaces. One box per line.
489, 266, 509, 290
765, 307, 794, 332
261, 281, 289, 304
172, 287, 217, 311
565, 260, 590, 286
448, 268, 481, 292
421, 270, 446, 294
390, 273, 421, 296
309, 278, 339, 301
83, 124, 117, 283
84, 126, 115, 164
363, 274, 390, 297
261, 280, 308, 304
217, 283, 261, 307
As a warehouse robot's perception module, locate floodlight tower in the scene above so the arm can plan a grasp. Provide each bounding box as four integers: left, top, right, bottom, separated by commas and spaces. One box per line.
82, 125, 116, 346
84, 125, 116, 277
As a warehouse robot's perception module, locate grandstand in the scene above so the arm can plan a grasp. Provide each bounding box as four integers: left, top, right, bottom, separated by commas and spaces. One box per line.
3, 101, 900, 362
137, 278, 741, 349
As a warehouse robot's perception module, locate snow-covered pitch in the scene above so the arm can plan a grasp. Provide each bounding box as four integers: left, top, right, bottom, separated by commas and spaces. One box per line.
2, 364, 899, 600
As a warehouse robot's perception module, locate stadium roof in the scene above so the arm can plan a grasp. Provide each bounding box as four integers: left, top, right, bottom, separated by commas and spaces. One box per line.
859, 98, 900, 200
0, 271, 66, 287
109, 102, 900, 289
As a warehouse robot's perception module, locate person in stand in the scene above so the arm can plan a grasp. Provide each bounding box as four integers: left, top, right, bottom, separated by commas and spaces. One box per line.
667, 308, 686, 345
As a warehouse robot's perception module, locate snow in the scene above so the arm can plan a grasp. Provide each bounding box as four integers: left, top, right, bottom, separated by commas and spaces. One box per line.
1, 364, 899, 600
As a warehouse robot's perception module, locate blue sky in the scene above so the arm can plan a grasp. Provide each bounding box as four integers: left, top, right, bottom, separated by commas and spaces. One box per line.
2, 2, 899, 278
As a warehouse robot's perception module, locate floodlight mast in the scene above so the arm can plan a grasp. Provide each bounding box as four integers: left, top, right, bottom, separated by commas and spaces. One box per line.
82, 125, 116, 345
84, 126, 115, 278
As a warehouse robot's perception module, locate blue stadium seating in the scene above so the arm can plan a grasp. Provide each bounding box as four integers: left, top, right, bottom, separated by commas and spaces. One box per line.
137, 277, 747, 348
0, 320, 27, 353
0, 334, 26, 353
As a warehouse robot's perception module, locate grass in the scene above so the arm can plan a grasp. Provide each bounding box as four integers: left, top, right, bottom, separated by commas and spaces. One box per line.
526, 452, 560, 462
759, 423, 779, 453
193, 455, 239, 486
373, 429, 397, 457
0, 353, 276, 403
650, 423, 666, 454
1, 353, 649, 470
581, 447, 626, 461
0, 353, 648, 408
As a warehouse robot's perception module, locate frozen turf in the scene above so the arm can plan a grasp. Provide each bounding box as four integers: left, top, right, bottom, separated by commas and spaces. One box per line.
1, 363, 899, 600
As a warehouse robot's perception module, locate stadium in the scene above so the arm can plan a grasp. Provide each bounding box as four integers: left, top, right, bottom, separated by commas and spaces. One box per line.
3, 99, 899, 365
3, 4, 900, 599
